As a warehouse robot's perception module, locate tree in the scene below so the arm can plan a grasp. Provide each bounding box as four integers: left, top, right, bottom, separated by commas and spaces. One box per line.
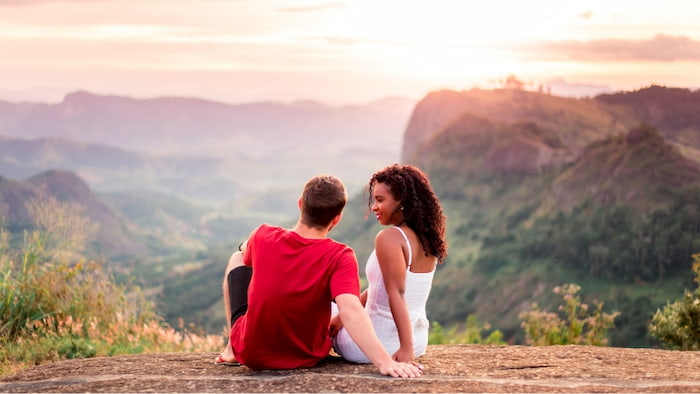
502, 74, 525, 90
648, 253, 700, 350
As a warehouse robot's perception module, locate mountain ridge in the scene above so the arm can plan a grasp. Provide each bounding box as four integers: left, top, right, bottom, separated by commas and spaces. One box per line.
1, 90, 415, 157
401, 88, 634, 162
0, 90, 415, 206
547, 123, 700, 212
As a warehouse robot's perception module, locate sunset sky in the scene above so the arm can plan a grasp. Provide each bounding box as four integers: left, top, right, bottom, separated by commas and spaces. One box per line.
1, 0, 699, 105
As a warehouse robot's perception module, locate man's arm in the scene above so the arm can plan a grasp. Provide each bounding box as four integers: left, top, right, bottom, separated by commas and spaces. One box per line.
335, 293, 423, 378
329, 288, 368, 337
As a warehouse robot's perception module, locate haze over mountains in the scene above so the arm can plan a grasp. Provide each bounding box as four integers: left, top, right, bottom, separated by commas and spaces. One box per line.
0, 91, 416, 206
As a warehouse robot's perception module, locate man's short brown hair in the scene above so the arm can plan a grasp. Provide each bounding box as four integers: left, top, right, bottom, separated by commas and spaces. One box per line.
300, 175, 347, 229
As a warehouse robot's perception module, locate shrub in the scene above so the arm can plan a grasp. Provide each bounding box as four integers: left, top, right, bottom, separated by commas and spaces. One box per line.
429, 315, 505, 345
648, 253, 700, 350
0, 194, 221, 376
519, 283, 619, 346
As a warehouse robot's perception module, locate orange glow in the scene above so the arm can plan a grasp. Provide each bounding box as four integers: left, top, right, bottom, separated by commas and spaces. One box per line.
0, 0, 698, 104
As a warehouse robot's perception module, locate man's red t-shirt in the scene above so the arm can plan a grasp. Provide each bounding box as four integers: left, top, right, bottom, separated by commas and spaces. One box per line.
229, 224, 360, 370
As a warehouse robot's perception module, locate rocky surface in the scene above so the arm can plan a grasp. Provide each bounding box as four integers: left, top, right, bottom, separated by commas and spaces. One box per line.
2, 345, 700, 392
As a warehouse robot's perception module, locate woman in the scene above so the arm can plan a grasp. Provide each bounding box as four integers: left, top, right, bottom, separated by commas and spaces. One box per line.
331, 163, 447, 363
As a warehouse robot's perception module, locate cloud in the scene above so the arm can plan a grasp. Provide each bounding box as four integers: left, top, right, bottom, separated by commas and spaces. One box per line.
276, 2, 345, 13
0, 0, 95, 5
578, 10, 594, 20
531, 34, 700, 61
304, 35, 412, 47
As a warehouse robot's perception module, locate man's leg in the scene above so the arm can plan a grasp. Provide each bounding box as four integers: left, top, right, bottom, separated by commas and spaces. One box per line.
222, 251, 243, 328
218, 251, 252, 364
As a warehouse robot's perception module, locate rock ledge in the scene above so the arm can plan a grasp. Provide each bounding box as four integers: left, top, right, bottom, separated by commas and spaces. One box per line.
2, 345, 700, 392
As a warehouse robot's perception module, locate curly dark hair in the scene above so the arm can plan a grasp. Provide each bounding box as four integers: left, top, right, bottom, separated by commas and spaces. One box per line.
367, 163, 447, 262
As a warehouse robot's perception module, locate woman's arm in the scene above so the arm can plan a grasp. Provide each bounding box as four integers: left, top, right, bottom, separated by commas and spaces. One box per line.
335, 294, 422, 378
374, 228, 414, 362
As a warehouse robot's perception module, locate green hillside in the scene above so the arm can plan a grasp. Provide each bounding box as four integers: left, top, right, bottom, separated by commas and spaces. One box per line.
420, 109, 700, 346
338, 87, 700, 347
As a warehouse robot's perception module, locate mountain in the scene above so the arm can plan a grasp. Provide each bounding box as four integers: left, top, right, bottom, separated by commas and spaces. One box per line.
596, 85, 700, 149
0, 170, 152, 260
0, 136, 240, 205
333, 85, 700, 348
414, 113, 572, 181
543, 124, 700, 212
0, 175, 37, 227
1, 91, 414, 158
0, 91, 415, 206
401, 88, 634, 162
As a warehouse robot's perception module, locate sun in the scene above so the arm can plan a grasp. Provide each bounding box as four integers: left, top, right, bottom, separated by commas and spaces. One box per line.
312, 1, 576, 87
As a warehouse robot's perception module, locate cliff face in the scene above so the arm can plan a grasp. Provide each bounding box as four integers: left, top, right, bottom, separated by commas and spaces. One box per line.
401, 90, 474, 162
412, 114, 574, 178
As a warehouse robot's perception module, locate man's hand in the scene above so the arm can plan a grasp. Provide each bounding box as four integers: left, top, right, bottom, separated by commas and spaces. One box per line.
377, 359, 424, 378
329, 315, 343, 337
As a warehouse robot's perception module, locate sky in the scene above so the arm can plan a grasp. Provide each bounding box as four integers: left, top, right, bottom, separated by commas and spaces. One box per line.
1, 0, 700, 105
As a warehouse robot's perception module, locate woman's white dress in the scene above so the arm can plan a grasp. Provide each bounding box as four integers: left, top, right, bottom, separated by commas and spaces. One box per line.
333, 226, 435, 363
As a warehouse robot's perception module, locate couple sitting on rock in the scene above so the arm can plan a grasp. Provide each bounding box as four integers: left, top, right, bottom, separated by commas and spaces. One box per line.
215, 164, 447, 378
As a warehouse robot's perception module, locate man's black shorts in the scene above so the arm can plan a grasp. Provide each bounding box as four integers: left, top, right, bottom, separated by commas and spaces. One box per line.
227, 265, 252, 327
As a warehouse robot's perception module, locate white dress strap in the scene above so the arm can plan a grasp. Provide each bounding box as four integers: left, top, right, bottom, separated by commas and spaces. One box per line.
393, 226, 412, 268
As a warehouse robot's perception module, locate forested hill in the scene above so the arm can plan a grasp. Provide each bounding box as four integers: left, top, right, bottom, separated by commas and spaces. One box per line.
336, 85, 700, 348
401, 85, 700, 163
401, 88, 630, 162
596, 85, 700, 148
0, 170, 152, 260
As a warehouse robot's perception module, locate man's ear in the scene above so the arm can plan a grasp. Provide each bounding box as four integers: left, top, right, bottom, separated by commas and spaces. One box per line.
298, 196, 303, 210
331, 212, 343, 227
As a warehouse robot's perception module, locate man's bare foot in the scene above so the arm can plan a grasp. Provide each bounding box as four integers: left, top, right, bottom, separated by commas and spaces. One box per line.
215, 342, 240, 366
214, 354, 240, 366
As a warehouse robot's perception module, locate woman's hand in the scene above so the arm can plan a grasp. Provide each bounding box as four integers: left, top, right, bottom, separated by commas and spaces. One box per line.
392, 345, 414, 362
377, 359, 424, 378
329, 314, 343, 337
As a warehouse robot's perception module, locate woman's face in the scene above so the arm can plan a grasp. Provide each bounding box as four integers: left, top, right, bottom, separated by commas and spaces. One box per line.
371, 182, 402, 226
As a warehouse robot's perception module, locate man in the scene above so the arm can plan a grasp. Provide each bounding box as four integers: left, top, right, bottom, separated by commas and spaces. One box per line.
216, 174, 423, 378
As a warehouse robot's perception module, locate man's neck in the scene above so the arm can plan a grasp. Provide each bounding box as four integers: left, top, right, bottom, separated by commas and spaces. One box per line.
291, 221, 329, 239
